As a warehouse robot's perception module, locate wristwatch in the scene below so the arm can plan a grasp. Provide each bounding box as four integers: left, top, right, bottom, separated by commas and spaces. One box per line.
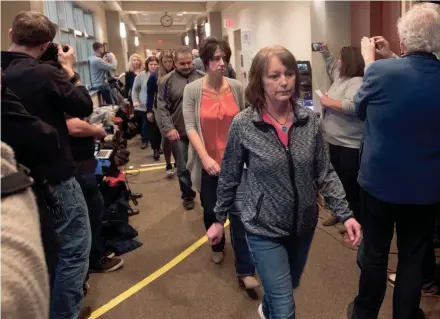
69, 72, 80, 86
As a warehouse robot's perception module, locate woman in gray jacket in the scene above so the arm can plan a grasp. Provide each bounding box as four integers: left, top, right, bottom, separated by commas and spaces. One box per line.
183, 37, 259, 295
207, 45, 362, 319
132, 56, 159, 150
319, 44, 365, 226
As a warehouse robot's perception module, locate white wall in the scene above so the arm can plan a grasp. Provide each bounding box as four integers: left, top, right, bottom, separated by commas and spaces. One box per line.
222, 1, 312, 75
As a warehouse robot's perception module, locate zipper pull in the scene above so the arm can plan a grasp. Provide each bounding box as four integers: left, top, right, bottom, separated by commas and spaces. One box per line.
285, 146, 290, 153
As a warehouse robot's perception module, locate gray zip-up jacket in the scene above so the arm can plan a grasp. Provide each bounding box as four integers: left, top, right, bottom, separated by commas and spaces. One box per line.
157, 69, 204, 136
214, 105, 353, 238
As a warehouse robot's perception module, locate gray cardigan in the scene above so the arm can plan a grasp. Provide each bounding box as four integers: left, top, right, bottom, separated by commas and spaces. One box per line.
183, 77, 245, 191
131, 71, 150, 112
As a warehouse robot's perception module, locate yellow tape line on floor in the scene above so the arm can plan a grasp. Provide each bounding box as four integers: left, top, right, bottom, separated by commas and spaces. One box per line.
124, 165, 166, 174
89, 219, 230, 318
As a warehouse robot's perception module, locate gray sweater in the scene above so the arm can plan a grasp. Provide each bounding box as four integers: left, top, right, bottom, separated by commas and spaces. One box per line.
131, 71, 151, 112
213, 106, 353, 238
183, 77, 245, 191
89, 55, 117, 87
321, 52, 364, 149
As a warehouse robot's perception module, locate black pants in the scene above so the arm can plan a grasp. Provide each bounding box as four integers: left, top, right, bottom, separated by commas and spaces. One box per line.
146, 117, 162, 150
328, 143, 360, 218
200, 170, 255, 276
134, 110, 148, 143
352, 188, 438, 319
75, 172, 105, 268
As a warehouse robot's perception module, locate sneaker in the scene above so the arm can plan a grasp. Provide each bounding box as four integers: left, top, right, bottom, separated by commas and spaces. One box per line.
183, 199, 195, 210
211, 251, 224, 264
141, 142, 148, 149
322, 215, 338, 226
422, 282, 440, 298
153, 149, 160, 161
240, 276, 260, 289
165, 164, 176, 177
106, 251, 115, 259
89, 257, 124, 273
258, 304, 266, 319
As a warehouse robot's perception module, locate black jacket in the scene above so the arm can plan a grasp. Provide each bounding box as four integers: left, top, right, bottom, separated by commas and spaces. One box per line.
1, 51, 93, 184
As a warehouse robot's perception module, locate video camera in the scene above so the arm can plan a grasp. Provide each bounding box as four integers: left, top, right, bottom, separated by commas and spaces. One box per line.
40, 43, 70, 66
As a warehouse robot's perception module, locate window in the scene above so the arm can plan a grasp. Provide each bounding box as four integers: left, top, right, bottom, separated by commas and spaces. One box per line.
44, 0, 96, 89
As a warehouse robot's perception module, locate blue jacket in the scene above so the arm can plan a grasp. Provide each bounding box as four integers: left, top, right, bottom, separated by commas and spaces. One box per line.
355, 52, 440, 205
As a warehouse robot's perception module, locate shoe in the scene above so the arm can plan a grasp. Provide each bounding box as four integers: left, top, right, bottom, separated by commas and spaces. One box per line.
153, 149, 160, 161
159, 148, 164, 154
83, 281, 90, 297
165, 164, 176, 177
258, 304, 266, 319
388, 272, 396, 287
128, 208, 140, 216
183, 199, 195, 210
106, 251, 115, 259
322, 215, 338, 226
422, 282, 440, 298
78, 306, 91, 319
211, 251, 224, 264
141, 142, 148, 149
130, 193, 143, 200
89, 257, 124, 273
239, 276, 260, 300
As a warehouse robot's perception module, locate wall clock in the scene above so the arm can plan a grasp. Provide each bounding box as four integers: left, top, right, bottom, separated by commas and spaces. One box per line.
160, 13, 173, 27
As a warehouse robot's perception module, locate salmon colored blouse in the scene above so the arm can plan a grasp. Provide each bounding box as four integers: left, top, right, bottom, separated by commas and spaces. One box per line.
200, 86, 239, 165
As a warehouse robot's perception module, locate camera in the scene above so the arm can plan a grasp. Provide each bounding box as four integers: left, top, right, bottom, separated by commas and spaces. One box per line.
40, 43, 69, 65
311, 42, 323, 52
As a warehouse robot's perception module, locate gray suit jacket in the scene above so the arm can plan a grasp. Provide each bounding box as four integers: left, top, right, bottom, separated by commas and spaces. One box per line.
182, 77, 245, 191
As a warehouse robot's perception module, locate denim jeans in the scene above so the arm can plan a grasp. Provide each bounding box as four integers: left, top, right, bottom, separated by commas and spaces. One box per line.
172, 136, 196, 200
75, 172, 105, 268
200, 170, 255, 276
247, 231, 315, 319
134, 110, 148, 143
50, 177, 91, 319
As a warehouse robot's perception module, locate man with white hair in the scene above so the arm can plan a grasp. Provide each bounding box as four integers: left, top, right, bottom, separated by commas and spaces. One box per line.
351, 3, 440, 319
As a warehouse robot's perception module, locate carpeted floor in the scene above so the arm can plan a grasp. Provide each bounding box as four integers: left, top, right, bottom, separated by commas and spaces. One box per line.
84, 137, 440, 319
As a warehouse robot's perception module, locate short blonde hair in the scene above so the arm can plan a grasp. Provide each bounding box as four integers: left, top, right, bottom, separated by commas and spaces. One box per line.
397, 2, 440, 54
128, 54, 144, 72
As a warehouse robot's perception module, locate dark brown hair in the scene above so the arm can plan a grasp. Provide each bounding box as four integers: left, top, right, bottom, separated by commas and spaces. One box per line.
174, 46, 192, 61
199, 36, 231, 68
339, 46, 365, 78
245, 46, 301, 109
92, 42, 103, 52
11, 11, 57, 47
145, 56, 159, 70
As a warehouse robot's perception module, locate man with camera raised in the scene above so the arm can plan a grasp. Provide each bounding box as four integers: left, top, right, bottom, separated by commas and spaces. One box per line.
1, 11, 93, 319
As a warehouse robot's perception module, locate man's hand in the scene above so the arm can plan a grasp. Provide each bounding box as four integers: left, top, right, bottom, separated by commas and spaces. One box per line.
57, 44, 76, 77
92, 123, 106, 139
319, 43, 329, 54
146, 112, 154, 123
372, 36, 394, 59
207, 223, 225, 246
167, 129, 180, 141
361, 37, 376, 64
201, 155, 220, 176
344, 218, 362, 246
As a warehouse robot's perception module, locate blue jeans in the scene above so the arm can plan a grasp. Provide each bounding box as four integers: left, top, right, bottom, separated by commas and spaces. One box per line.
96, 84, 115, 105
200, 170, 255, 276
247, 231, 314, 319
75, 172, 105, 268
134, 110, 148, 143
172, 137, 196, 200
50, 177, 91, 319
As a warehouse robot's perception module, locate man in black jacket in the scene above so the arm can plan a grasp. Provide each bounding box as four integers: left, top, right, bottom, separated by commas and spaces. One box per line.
2, 11, 93, 319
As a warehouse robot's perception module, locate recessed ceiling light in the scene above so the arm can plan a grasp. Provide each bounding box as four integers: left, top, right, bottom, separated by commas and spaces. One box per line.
142, 13, 148, 16
182, 11, 187, 14
177, 13, 183, 16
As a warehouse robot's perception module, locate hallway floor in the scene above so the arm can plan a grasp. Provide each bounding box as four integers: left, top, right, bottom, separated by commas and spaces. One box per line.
85, 138, 440, 319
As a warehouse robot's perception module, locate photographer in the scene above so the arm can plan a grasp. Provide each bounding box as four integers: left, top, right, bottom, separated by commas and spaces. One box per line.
2, 11, 93, 319
65, 117, 125, 273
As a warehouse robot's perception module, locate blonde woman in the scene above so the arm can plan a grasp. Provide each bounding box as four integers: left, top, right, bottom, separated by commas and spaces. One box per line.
147, 50, 176, 174
124, 54, 144, 106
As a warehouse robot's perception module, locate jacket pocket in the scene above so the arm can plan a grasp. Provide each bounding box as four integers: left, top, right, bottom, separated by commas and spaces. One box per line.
254, 193, 265, 221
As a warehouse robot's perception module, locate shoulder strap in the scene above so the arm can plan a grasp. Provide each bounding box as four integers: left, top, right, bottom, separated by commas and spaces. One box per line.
1, 165, 34, 198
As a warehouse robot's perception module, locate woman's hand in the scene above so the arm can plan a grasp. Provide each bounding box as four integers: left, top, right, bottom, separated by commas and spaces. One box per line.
320, 43, 329, 54
146, 112, 154, 123
320, 93, 332, 107
202, 155, 220, 176
344, 218, 362, 246
207, 222, 224, 245
361, 37, 376, 64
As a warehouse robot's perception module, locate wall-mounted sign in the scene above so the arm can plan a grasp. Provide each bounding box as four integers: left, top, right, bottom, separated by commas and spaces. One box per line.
242, 30, 251, 44
224, 18, 235, 28
157, 39, 163, 44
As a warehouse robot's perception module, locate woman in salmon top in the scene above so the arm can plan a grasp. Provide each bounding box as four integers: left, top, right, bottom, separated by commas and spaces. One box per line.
183, 37, 259, 295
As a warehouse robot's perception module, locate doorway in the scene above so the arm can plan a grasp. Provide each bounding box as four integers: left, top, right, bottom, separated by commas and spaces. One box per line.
233, 29, 243, 84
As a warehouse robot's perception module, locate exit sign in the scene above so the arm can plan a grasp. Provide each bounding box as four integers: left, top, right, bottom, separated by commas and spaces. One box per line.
157, 39, 163, 44
224, 18, 235, 28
